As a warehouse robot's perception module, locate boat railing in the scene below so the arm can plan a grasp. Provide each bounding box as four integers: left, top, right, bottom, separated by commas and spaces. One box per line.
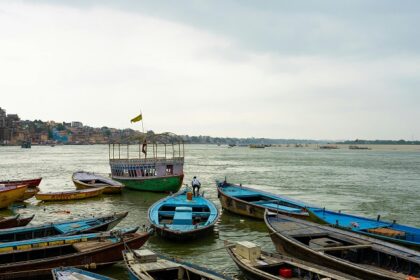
110, 157, 184, 165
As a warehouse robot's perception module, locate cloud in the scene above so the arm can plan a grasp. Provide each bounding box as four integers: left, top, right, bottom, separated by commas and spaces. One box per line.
0, 1, 419, 139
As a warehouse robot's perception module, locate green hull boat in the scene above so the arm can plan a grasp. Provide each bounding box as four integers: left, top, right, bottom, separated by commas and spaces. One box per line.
114, 174, 184, 192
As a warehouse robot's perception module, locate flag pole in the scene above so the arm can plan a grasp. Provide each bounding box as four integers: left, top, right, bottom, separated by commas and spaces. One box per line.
140, 109, 144, 134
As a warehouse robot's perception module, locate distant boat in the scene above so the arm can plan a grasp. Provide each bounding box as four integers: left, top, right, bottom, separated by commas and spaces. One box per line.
319, 145, 339, 149
35, 187, 104, 201
72, 171, 124, 194
308, 207, 420, 250
123, 249, 231, 280
148, 188, 219, 240
349, 145, 371, 150
265, 212, 420, 280
216, 180, 310, 219
20, 140, 31, 148
249, 144, 265, 148
109, 133, 184, 192
52, 267, 115, 280
226, 241, 359, 280
0, 228, 150, 279
0, 185, 28, 209
0, 212, 128, 242
0, 214, 34, 229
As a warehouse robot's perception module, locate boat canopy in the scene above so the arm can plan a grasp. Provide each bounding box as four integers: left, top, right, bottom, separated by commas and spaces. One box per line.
109, 132, 184, 178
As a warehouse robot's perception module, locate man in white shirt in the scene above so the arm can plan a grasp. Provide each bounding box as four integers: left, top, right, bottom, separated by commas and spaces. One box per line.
191, 176, 201, 197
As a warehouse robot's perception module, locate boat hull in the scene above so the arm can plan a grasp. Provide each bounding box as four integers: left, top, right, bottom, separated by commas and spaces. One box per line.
0, 214, 34, 229
35, 188, 104, 201
308, 208, 420, 251
0, 178, 42, 188
0, 232, 150, 279
152, 223, 216, 241
114, 174, 184, 192
0, 185, 28, 209
226, 246, 356, 280
73, 180, 122, 194
16, 186, 40, 202
265, 213, 420, 280
217, 184, 309, 220
0, 212, 128, 242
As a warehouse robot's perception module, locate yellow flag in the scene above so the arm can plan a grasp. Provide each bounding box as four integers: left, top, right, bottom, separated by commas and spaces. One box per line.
130, 114, 142, 123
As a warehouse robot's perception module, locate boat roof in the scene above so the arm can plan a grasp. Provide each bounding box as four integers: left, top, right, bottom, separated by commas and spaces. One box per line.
73, 171, 123, 186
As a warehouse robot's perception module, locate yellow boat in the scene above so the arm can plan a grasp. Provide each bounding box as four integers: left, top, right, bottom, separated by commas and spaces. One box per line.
35, 187, 104, 201
16, 186, 40, 202
72, 171, 123, 194
0, 185, 28, 209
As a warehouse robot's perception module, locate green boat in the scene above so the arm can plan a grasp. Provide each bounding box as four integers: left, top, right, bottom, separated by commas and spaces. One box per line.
109, 133, 185, 192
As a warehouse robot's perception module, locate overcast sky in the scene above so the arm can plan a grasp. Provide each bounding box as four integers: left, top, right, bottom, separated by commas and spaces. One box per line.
1, 0, 419, 140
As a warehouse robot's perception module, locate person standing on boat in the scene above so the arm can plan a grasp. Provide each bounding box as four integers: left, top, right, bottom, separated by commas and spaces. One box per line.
191, 176, 201, 197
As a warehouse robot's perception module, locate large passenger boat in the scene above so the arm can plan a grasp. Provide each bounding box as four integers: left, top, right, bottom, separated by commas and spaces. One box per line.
109, 132, 184, 192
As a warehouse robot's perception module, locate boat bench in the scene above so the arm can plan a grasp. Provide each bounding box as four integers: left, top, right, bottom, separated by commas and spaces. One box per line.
172, 207, 192, 225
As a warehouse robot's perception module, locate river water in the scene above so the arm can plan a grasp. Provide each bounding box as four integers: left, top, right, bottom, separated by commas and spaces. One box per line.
0, 144, 419, 278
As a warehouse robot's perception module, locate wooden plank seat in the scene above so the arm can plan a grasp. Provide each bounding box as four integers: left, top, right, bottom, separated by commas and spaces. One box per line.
72, 240, 113, 252
172, 207, 192, 225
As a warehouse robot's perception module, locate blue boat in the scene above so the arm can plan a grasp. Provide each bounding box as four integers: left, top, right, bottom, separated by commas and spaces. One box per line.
308, 207, 420, 250
52, 267, 115, 280
216, 180, 310, 219
0, 212, 127, 243
0, 227, 138, 253
148, 188, 219, 240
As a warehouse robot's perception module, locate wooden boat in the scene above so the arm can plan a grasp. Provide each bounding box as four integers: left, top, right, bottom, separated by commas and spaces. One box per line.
0, 185, 28, 209
148, 189, 219, 240
0, 177, 42, 188
0, 214, 34, 229
226, 241, 360, 280
52, 267, 115, 280
216, 180, 310, 220
0, 212, 128, 242
264, 211, 420, 280
0, 178, 42, 202
72, 171, 124, 194
0, 228, 151, 279
109, 133, 184, 192
123, 249, 231, 280
35, 187, 104, 201
17, 186, 41, 201
308, 207, 420, 250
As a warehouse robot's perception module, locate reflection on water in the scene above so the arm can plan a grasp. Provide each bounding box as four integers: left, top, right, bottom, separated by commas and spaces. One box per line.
0, 144, 419, 278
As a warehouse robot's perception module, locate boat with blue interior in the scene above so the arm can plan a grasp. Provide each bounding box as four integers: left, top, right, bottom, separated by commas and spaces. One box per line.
265, 211, 420, 280
216, 180, 310, 220
148, 187, 219, 240
308, 207, 420, 251
109, 133, 184, 192
52, 267, 115, 280
0, 227, 149, 279
0, 212, 127, 242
